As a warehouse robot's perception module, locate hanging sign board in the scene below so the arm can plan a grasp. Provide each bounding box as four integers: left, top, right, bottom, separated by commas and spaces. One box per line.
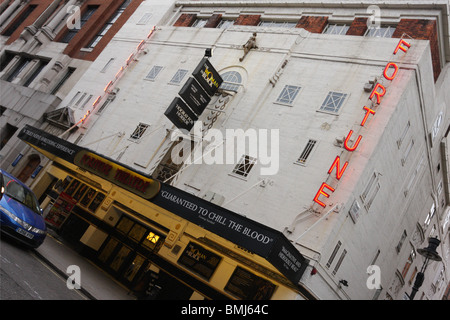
192, 58, 223, 96
164, 97, 198, 131
178, 77, 211, 115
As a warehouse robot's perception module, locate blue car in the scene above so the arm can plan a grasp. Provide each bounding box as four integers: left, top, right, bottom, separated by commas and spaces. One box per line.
0, 169, 47, 248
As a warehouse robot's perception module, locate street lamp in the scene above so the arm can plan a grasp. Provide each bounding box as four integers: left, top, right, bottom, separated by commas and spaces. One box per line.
409, 237, 442, 300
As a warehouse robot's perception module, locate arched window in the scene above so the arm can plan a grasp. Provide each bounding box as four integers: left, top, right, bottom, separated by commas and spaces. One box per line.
219, 71, 242, 92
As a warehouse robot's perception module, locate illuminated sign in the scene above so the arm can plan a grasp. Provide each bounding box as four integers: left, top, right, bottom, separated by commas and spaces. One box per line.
74, 150, 160, 199
313, 39, 412, 208
192, 58, 223, 96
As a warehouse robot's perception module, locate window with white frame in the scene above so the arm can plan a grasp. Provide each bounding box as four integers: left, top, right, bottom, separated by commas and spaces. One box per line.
296, 139, 317, 165
219, 71, 242, 92
145, 65, 163, 81
231, 155, 257, 178
319, 91, 347, 114
323, 24, 349, 35
192, 18, 208, 28
169, 69, 188, 84
216, 20, 234, 29
365, 26, 395, 38
130, 123, 149, 140
276, 85, 301, 106
258, 21, 296, 28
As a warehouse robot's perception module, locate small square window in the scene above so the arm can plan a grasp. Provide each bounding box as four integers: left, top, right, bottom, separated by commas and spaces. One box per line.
319, 91, 347, 114
169, 69, 188, 84
231, 155, 257, 178
130, 123, 149, 140
145, 65, 163, 80
276, 85, 301, 105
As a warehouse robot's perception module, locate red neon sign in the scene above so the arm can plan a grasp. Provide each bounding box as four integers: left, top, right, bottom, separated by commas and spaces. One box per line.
313, 38, 411, 208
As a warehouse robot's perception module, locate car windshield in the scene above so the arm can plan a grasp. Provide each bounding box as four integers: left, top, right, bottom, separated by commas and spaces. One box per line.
2, 175, 41, 215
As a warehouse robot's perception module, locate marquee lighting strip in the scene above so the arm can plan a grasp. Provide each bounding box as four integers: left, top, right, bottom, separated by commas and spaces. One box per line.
74, 26, 157, 128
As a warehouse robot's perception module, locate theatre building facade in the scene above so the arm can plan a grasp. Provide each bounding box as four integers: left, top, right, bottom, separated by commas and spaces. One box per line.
18, 125, 310, 299
3, 0, 450, 299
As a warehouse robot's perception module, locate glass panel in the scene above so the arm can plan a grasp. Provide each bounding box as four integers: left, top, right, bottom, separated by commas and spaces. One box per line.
124, 255, 146, 282
99, 238, 119, 263
110, 245, 131, 271
116, 217, 134, 234
129, 224, 146, 242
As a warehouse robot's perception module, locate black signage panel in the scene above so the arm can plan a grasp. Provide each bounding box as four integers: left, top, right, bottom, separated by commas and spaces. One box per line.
192, 58, 223, 96
179, 77, 211, 115
18, 125, 82, 163
164, 97, 198, 131
152, 183, 309, 285
178, 242, 221, 280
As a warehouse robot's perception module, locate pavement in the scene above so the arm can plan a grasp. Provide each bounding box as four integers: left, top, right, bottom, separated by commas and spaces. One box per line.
34, 230, 135, 300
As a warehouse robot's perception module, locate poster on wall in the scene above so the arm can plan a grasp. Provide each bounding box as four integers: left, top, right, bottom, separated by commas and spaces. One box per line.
177, 242, 221, 280
45, 192, 76, 228
224, 266, 276, 300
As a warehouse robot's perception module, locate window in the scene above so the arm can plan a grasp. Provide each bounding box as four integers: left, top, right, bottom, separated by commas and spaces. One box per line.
401, 139, 414, 166
145, 65, 163, 81
61, 6, 98, 43
231, 155, 257, 178
220, 71, 242, 92
137, 13, 153, 25
169, 69, 188, 84
401, 248, 416, 279
361, 172, 380, 210
365, 26, 395, 38
296, 139, 317, 165
397, 121, 410, 148
217, 20, 234, 29
276, 85, 301, 105
396, 230, 407, 253
130, 123, 149, 140
319, 91, 347, 114
23, 60, 48, 87
6, 57, 31, 82
3, 5, 37, 36
424, 203, 436, 229
258, 21, 296, 28
323, 24, 349, 35
86, 0, 131, 49
192, 18, 208, 28
100, 58, 115, 73
0, 52, 15, 72
332, 249, 347, 276
431, 111, 443, 140
326, 241, 341, 268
